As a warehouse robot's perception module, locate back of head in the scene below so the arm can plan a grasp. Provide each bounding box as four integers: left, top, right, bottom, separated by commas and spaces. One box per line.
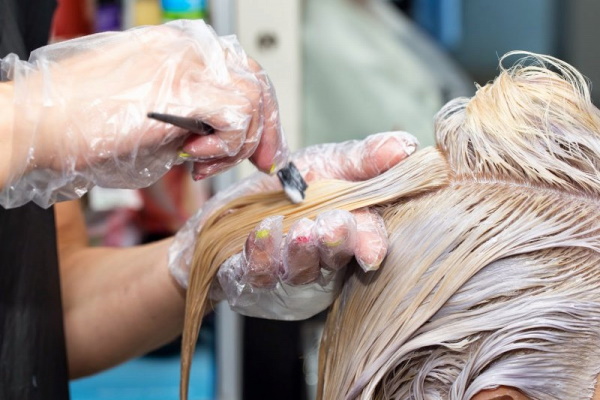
317, 52, 600, 399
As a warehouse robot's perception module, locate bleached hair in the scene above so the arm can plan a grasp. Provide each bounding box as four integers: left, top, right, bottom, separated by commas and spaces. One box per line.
180, 52, 600, 400
317, 52, 600, 399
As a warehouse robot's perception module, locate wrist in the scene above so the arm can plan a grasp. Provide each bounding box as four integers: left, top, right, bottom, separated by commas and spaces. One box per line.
0, 81, 14, 190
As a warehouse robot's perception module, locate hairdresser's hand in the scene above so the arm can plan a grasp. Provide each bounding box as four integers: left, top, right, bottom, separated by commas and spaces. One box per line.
0, 20, 287, 208
169, 131, 418, 320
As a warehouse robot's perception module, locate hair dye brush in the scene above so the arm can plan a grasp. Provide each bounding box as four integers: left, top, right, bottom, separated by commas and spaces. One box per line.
148, 112, 307, 204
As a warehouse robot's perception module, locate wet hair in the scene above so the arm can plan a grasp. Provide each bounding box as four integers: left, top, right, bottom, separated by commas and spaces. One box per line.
181, 52, 600, 400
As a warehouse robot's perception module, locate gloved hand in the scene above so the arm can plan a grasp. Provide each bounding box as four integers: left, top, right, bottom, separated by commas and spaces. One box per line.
169, 131, 418, 320
0, 20, 287, 208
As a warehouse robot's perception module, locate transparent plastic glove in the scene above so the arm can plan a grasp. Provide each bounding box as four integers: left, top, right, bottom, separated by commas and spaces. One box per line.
0, 19, 287, 208
169, 131, 418, 320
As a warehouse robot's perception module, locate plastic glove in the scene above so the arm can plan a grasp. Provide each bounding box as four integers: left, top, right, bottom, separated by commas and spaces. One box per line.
169, 131, 418, 320
0, 19, 287, 208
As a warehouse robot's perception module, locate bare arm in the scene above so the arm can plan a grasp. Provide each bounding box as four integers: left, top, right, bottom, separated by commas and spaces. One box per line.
55, 200, 186, 379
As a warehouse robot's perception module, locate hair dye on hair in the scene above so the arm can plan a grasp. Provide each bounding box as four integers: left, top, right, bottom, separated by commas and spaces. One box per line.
180, 52, 600, 400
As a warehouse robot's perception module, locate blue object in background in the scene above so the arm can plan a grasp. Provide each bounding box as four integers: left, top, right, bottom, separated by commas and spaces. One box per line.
161, 0, 206, 12
70, 348, 215, 400
412, 0, 462, 50
411, 0, 561, 81
161, 0, 207, 20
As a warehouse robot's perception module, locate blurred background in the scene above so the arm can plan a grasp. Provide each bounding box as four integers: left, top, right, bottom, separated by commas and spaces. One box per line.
53, 0, 600, 399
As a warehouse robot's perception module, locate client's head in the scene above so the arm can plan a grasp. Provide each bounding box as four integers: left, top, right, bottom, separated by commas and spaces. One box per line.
318, 52, 600, 399
181, 52, 600, 400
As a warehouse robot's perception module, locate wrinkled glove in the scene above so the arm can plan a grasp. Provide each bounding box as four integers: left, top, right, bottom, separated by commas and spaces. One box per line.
0, 19, 287, 208
169, 131, 418, 320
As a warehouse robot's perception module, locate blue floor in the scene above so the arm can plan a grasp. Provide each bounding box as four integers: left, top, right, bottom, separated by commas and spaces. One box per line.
70, 348, 215, 400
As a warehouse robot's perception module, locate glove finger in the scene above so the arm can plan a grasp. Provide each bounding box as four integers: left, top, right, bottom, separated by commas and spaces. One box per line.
188, 89, 265, 180
189, 114, 263, 179
182, 77, 265, 178
242, 215, 284, 289
348, 131, 418, 180
315, 210, 357, 271
282, 218, 321, 286
298, 131, 418, 182
180, 106, 252, 160
206, 58, 265, 165
247, 60, 289, 174
189, 156, 234, 181
190, 157, 242, 181
216, 253, 252, 307
352, 208, 388, 272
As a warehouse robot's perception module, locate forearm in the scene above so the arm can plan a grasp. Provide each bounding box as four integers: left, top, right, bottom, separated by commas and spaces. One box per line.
0, 81, 14, 190
60, 238, 186, 378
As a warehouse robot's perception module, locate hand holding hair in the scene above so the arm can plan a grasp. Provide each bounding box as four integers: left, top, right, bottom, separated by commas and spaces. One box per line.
169, 131, 417, 320
0, 20, 287, 208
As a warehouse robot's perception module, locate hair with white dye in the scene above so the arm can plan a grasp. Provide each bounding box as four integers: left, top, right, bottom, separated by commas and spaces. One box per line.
318, 52, 600, 399
180, 52, 600, 400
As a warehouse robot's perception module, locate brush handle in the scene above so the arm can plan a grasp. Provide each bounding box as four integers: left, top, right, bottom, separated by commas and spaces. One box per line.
147, 112, 215, 135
